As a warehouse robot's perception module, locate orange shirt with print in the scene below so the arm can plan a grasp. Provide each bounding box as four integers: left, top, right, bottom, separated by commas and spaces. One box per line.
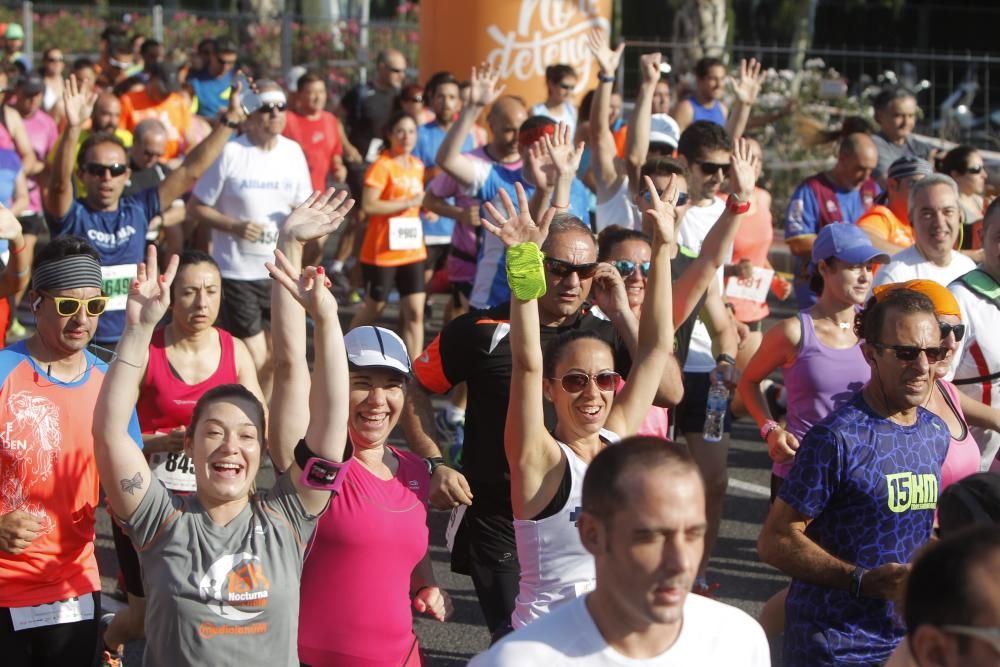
726, 188, 775, 323
118, 89, 193, 159
856, 205, 914, 249
360, 153, 426, 267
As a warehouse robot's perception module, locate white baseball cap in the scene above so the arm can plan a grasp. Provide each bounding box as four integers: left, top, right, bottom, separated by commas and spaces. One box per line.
649, 113, 680, 150
344, 326, 411, 376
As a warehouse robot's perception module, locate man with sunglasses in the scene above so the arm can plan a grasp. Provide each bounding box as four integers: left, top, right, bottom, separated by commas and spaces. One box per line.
189, 39, 238, 121
785, 132, 881, 308
190, 81, 312, 399
0, 236, 142, 667
44, 72, 248, 350
948, 198, 1000, 471
886, 524, 1000, 667
759, 288, 951, 666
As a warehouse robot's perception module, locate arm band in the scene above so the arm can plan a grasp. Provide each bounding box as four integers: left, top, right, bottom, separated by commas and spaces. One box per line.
506, 242, 547, 302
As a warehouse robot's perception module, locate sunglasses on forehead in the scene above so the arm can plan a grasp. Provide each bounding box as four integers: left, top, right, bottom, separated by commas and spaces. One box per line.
544, 257, 599, 279
550, 371, 621, 393
613, 259, 651, 278
39, 293, 109, 317
83, 162, 127, 178
873, 343, 950, 363
940, 321, 966, 342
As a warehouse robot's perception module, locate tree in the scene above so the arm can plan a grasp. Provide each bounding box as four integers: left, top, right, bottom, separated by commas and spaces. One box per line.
671, 0, 730, 72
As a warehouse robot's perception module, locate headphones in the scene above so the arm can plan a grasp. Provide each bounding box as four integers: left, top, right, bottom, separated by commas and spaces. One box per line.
31, 296, 41, 312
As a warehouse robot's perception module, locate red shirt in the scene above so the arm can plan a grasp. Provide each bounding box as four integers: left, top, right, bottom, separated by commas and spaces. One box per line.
283, 110, 344, 191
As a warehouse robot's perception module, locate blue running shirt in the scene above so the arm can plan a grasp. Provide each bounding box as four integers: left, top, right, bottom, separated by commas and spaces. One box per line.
778, 392, 949, 666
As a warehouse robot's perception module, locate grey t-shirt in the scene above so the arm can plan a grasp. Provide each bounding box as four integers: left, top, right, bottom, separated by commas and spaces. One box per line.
121, 473, 318, 667
871, 132, 933, 181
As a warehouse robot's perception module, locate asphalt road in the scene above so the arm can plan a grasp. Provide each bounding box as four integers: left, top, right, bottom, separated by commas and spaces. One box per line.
90, 298, 793, 665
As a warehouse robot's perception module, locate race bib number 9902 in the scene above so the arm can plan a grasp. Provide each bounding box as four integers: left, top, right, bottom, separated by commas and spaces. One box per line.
388, 216, 423, 251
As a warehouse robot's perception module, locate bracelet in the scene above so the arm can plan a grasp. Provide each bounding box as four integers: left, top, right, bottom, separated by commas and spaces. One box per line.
760, 419, 780, 441
9, 243, 26, 256
506, 242, 547, 301
715, 353, 736, 366
15, 267, 29, 278
551, 203, 569, 210
598, 73, 615, 83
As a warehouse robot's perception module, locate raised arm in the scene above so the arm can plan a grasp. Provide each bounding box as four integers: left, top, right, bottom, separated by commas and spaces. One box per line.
481, 183, 561, 519
436, 64, 505, 188
0, 208, 29, 298
725, 59, 764, 142
267, 189, 353, 473
585, 29, 626, 197
607, 175, 677, 434
159, 80, 247, 205
44, 75, 96, 219
623, 52, 662, 196
94, 246, 179, 520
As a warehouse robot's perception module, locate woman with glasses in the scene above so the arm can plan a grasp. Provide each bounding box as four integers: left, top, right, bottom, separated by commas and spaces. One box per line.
349, 110, 428, 358
940, 145, 990, 247
40, 47, 64, 115
483, 178, 675, 630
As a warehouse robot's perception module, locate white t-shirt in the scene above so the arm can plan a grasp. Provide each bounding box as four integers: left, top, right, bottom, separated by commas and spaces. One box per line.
530, 102, 578, 137
871, 245, 976, 290
595, 177, 641, 232
470, 593, 770, 666
193, 134, 312, 281
677, 199, 728, 373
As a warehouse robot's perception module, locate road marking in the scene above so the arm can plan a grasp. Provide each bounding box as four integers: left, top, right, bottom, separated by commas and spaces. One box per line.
728, 477, 771, 497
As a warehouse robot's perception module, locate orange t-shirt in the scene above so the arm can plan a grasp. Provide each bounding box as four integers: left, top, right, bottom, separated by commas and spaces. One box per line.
118, 89, 193, 159
360, 153, 426, 267
727, 188, 774, 324
0, 344, 139, 607
856, 204, 914, 249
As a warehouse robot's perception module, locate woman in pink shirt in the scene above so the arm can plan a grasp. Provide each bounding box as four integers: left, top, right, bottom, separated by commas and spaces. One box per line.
269, 205, 451, 667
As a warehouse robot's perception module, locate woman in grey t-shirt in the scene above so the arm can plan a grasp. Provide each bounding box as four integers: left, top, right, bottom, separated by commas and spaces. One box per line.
93, 191, 354, 667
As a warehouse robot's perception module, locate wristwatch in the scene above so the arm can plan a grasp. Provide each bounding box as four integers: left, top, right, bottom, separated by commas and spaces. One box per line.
221, 116, 241, 129
425, 456, 447, 476
850, 565, 867, 598
598, 73, 615, 83
726, 193, 751, 214
715, 353, 736, 366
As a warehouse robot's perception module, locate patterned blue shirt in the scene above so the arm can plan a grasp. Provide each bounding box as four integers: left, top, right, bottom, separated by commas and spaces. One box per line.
778, 392, 949, 666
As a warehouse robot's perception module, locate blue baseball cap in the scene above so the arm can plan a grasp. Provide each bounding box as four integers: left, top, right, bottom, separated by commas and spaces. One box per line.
812, 223, 891, 265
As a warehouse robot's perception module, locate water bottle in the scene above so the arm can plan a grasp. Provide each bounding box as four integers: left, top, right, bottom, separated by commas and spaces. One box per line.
703, 381, 729, 443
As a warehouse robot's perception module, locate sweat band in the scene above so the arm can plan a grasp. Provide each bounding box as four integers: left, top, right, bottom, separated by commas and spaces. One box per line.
506, 242, 547, 301
517, 123, 556, 148
32, 254, 104, 292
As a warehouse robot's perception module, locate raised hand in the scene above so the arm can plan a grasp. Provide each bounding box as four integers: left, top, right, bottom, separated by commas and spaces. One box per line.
590, 263, 630, 317
468, 63, 505, 108
0, 204, 22, 240
481, 182, 556, 249
586, 28, 624, 76
543, 123, 584, 178
223, 72, 249, 126
127, 245, 180, 329
279, 188, 355, 245
638, 52, 663, 85
62, 73, 97, 128
639, 174, 679, 245
266, 249, 338, 322
524, 139, 555, 191
730, 58, 765, 106
729, 137, 759, 201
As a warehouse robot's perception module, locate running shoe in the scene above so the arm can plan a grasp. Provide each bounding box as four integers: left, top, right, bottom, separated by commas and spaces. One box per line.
99, 613, 125, 666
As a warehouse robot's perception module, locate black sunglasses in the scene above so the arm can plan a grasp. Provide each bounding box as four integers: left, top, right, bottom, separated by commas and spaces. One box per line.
874, 343, 950, 363
940, 322, 966, 342
83, 162, 127, 177
404, 95, 423, 103
544, 257, 599, 279
558, 82, 575, 90
962, 165, 985, 175
696, 160, 730, 175
613, 259, 651, 278
257, 102, 287, 114
550, 371, 621, 393
642, 189, 689, 206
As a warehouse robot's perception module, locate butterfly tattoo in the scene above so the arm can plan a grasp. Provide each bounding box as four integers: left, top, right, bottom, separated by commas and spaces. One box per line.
120, 472, 144, 495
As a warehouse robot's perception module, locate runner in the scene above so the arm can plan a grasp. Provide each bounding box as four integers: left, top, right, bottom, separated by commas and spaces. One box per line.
100, 250, 264, 663
940, 145, 989, 249
672, 57, 729, 130
93, 193, 351, 667
348, 110, 428, 358
530, 64, 579, 136
482, 177, 675, 629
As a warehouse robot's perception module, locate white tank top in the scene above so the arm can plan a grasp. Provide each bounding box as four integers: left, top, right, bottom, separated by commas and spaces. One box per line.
511, 429, 620, 629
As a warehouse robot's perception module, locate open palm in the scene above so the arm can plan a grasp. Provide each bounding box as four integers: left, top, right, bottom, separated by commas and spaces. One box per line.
267, 250, 338, 322
126, 245, 179, 328
281, 188, 355, 244
481, 182, 555, 249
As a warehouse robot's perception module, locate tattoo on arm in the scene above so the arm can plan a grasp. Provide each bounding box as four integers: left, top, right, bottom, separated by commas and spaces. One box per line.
120, 472, 144, 495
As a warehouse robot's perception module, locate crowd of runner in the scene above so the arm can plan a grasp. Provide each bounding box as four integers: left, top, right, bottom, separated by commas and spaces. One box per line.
0, 17, 999, 667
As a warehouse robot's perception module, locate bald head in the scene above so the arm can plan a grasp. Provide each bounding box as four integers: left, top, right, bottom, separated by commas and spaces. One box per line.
488, 96, 529, 159
839, 132, 877, 160
375, 49, 406, 90
833, 132, 879, 190
92, 93, 121, 133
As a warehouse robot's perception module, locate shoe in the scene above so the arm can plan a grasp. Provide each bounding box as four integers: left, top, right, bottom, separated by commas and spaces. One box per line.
434, 410, 465, 466
99, 613, 124, 666
692, 578, 720, 597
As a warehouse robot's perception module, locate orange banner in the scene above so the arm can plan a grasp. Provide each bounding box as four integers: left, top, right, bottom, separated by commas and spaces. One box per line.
418, 0, 612, 110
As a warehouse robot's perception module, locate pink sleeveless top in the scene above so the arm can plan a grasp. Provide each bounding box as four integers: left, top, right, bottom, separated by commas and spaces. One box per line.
938, 380, 981, 490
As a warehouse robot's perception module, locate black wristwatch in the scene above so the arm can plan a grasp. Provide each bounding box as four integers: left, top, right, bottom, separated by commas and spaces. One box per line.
598, 73, 615, 83
425, 456, 447, 476
221, 116, 241, 129
850, 565, 866, 598
715, 353, 736, 366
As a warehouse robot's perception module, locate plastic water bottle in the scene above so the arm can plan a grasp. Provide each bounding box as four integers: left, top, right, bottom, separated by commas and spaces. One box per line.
703, 381, 729, 443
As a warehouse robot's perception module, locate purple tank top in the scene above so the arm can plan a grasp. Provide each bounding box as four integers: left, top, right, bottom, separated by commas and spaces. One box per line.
775, 311, 870, 478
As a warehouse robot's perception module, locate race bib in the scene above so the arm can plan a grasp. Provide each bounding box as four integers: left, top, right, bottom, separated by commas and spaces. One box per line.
388, 216, 423, 251
725, 267, 774, 304
149, 451, 197, 492
102, 264, 139, 312
9, 595, 95, 631
237, 221, 280, 257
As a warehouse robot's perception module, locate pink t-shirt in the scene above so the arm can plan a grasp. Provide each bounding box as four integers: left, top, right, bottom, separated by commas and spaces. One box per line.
939, 380, 981, 491
21, 110, 58, 213
616, 377, 670, 440
298, 447, 430, 666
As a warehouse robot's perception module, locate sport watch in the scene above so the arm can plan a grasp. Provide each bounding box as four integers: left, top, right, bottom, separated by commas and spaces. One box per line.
726, 193, 751, 214
425, 456, 447, 476
294, 439, 350, 492
850, 565, 867, 598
